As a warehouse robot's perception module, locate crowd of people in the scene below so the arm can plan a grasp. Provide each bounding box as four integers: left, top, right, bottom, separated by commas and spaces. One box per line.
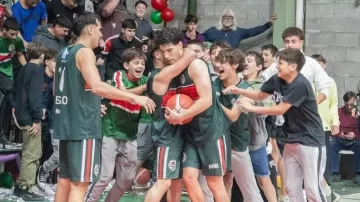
0, 0, 359, 202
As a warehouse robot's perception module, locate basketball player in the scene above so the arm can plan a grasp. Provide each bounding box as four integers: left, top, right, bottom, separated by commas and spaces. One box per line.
53, 12, 155, 202
214, 48, 264, 202
144, 40, 197, 202
157, 27, 229, 202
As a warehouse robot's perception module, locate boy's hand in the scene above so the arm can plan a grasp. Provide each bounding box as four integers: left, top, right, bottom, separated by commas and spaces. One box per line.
331, 125, 339, 136
28, 122, 41, 136
183, 48, 197, 59
133, 95, 155, 113
165, 107, 184, 125
196, 52, 210, 62
236, 97, 253, 113
101, 104, 107, 117
223, 85, 240, 95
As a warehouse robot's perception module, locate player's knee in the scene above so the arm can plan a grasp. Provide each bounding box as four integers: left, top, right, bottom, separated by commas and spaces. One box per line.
206, 176, 224, 191
183, 173, 198, 187
156, 179, 172, 189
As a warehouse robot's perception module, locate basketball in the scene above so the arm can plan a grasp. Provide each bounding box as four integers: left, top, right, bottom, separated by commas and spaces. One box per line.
166, 94, 194, 124
134, 168, 151, 186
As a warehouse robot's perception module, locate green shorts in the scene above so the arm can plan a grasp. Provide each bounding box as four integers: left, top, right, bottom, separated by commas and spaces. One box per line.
155, 146, 183, 179
182, 135, 228, 176
59, 139, 102, 182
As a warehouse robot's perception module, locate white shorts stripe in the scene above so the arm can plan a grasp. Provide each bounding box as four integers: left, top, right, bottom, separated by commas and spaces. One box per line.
156, 147, 160, 178
90, 139, 95, 181
163, 147, 169, 179
80, 139, 86, 181
217, 137, 224, 176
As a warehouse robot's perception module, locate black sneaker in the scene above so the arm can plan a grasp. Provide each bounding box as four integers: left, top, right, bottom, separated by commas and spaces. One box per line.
353, 174, 360, 184
331, 173, 341, 182
13, 185, 45, 201
37, 165, 49, 185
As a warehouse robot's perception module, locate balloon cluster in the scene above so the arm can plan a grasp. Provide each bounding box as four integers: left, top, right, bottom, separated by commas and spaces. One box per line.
150, 0, 174, 24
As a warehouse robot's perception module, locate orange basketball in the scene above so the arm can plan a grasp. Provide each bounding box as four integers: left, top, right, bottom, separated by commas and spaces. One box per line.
166, 94, 194, 124
134, 167, 151, 186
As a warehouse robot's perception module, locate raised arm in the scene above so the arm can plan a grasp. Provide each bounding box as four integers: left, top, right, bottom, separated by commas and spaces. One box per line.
221, 96, 252, 122
154, 48, 196, 85
223, 86, 270, 101
76, 48, 155, 112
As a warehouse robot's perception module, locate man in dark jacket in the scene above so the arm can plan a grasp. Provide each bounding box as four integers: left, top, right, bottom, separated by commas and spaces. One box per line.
13, 42, 47, 200
102, 19, 142, 81
132, 0, 152, 41
32, 16, 71, 51
203, 9, 277, 48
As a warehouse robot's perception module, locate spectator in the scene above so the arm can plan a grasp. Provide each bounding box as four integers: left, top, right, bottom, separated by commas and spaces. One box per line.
0, 18, 26, 145
0, 2, 12, 27
33, 16, 71, 51
208, 41, 231, 80
182, 14, 204, 45
12, 0, 47, 43
312, 54, 341, 201
202, 9, 276, 48
45, 0, 84, 24
330, 91, 360, 184
132, 0, 152, 41
13, 42, 47, 200
97, 0, 131, 41
37, 49, 58, 197
102, 19, 142, 81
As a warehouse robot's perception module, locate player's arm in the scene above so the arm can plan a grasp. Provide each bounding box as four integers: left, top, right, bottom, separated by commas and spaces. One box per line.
223, 86, 270, 101
120, 85, 147, 95
154, 48, 196, 86
221, 97, 252, 122
180, 59, 212, 120
76, 48, 155, 112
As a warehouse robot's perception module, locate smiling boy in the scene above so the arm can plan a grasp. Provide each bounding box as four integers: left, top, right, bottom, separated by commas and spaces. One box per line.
225, 48, 326, 202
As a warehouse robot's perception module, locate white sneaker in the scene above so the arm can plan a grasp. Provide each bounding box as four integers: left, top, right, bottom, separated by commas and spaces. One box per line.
36, 182, 55, 196
280, 195, 290, 202
50, 183, 57, 192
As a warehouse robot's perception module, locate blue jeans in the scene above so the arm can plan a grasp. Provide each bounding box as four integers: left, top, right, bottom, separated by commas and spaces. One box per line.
329, 137, 360, 173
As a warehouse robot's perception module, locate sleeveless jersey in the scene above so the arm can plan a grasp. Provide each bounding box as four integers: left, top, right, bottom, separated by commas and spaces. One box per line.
53, 45, 101, 140
174, 65, 227, 145
147, 69, 183, 146
213, 78, 252, 152
102, 70, 148, 140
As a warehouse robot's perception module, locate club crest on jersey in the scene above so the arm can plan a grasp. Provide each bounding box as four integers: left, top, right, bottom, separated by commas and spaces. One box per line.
180, 74, 185, 84
168, 160, 176, 172
8, 44, 14, 52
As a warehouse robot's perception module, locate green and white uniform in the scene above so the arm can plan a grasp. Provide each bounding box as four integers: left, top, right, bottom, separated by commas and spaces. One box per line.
54, 45, 101, 182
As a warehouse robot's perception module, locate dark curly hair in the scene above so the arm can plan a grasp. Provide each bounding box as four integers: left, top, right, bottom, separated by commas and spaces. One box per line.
216, 48, 246, 73
154, 27, 183, 46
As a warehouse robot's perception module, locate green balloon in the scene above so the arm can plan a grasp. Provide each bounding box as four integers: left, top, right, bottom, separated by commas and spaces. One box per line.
0, 172, 13, 188
151, 11, 163, 24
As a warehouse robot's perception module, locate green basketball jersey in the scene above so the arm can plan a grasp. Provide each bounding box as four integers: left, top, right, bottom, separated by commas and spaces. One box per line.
213, 78, 252, 152
174, 65, 227, 145
102, 70, 148, 140
53, 45, 101, 140
147, 69, 183, 146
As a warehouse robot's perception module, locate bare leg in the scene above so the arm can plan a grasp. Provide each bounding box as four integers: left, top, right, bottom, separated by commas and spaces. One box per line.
257, 176, 277, 202
167, 179, 184, 202
223, 172, 234, 198
206, 176, 229, 202
145, 179, 171, 202
68, 181, 89, 202
183, 167, 203, 202
55, 178, 70, 202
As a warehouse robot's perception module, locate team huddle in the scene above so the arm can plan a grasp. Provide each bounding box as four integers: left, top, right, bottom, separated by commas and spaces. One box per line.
53, 12, 330, 202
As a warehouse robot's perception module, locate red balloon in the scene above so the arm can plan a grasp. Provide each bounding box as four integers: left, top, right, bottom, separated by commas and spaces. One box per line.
151, 0, 166, 11
161, 8, 174, 22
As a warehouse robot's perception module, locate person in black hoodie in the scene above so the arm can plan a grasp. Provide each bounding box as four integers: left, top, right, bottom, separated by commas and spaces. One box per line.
13, 42, 47, 201
32, 16, 72, 51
